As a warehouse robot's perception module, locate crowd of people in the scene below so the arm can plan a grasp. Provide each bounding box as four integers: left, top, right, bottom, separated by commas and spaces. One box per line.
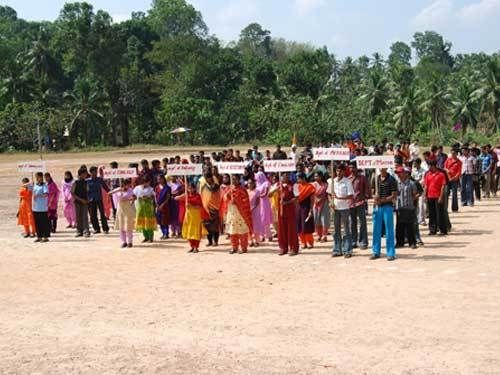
17, 138, 500, 261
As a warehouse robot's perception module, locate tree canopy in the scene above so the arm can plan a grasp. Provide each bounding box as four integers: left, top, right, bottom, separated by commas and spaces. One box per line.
0, 1, 499, 151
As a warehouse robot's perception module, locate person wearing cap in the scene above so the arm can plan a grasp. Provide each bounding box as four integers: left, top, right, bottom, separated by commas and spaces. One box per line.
289, 144, 299, 164
371, 167, 398, 261
349, 161, 370, 250
396, 167, 418, 249
332, 164, 354, 258
424, 160, 448, 235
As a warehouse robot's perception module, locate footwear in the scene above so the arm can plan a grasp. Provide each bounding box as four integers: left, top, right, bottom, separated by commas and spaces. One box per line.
369, 255, 380, 260
75, 233, 84, 238
104, 231, 109, 234
127, 243, 133, 248
344, 253, 352, 258
289, 251, 298, 256
417, 241, 424, 246
41, 238, 49, 243
213, 243, 218, 247
149, 239, 153, 243
332, 253, 342, 257
387, 256, 396, 261
238, 250, 248, 254
34, 238, 42, 243
206, 243, 213, 247
23, 233, 29, 238
142, 239, 148, 243
229, 249, 237, 254
66, 225, 72, 229
278, 251, 287, 256
93, 231, 101, 234
193, 249, 199, 253
121, 243, 127, 248
188, 248, 194, 253
249, 242, 255, 247
84, 233, 90, 238
352, 244, 358, 249
428, 232, 436, 236
411, 244, 418, 249
359, 245, 368, 250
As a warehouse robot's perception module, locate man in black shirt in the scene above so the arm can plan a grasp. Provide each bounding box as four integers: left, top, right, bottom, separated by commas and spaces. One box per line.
272, 145, 288, 160
371, 168, 398, 261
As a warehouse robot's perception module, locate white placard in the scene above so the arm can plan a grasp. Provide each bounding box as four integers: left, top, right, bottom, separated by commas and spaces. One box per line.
17, 161, 46, 173
103, 168, 138, 179
216, 162, 247, 174
356, 156, 395, 170
312, 148, 351, 161
167, 164, 203, 176
263, 159, 296, 173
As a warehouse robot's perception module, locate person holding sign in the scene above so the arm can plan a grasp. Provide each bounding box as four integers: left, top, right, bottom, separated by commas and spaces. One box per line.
177, 183, 205, 254
17, 177, 36, 238
109, 179, 136, 248
371, 168, 398, 261
331, 165, 354, 258
224, 175, 253, 254
32, 172, 51, 243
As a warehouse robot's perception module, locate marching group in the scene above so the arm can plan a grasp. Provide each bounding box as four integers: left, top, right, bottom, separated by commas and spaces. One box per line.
17, 139, 500, 261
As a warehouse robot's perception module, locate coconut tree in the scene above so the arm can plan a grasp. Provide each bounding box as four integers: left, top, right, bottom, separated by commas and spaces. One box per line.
418, 75, 452, 131
452, 79, 479, 136
393, 86, 419, 137
63, 77, 105, 146
360, 70, 391, 119
472, 57, 500, 132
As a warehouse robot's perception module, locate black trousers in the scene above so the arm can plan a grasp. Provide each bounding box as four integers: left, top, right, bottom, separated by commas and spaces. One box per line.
427, 199, 447, 234
396, 209, 416, 246
33, 211, 51, 239
207, 231, 220, 245
88, 200, 109, 232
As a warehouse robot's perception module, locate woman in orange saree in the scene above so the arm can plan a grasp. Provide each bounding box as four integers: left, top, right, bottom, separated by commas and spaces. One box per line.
297, 173, 315, 249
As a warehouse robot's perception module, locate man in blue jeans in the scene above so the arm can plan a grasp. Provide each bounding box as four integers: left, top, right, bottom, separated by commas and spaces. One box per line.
459, 148, 475, 206
371, 168, 398, 261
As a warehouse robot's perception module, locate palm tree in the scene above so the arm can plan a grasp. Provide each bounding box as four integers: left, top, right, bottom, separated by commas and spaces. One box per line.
452, 79, 479, 136
63, 77, 105, 146
472, 57, 500, 132
360, 70, 390, 119
418, 76, 452, 131
393, 86, 419, 137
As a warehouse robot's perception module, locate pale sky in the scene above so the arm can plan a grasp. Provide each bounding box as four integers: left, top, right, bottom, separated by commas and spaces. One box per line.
2, 0, 499, 58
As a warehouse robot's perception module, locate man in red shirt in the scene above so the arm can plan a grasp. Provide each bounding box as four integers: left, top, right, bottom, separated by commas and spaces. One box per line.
424, 160, 448, 235
444, 149, 462, 212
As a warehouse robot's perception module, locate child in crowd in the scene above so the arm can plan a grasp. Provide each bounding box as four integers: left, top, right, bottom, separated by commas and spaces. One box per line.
109, 179, 136, 248
62, 171, 76, 228
72, 168, 91, 237
44, 172, 60, 233
17, 177, 35, 237
177, 182, 204, 253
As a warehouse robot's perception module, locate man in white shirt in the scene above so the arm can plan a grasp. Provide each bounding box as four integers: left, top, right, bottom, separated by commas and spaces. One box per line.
289, 144, 299, 164
409, 140, 420, 162
332, 164, 354, 258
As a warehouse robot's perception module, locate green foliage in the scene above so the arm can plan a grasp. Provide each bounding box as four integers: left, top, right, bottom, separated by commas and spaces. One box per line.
0, 3, 499, 152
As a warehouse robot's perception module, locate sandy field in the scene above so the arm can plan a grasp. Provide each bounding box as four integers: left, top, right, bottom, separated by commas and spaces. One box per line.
1, 149, 499, 375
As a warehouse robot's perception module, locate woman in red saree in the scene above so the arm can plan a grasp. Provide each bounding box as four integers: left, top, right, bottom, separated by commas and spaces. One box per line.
297, 173, 315, 249
277, 173, 299, 256
223, 175, 253, 254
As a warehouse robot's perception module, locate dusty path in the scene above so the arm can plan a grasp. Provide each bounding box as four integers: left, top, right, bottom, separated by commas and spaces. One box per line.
0, 151, 499, 374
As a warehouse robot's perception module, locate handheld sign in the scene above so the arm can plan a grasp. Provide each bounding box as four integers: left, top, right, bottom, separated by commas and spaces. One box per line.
103, 168, 138, 179
167, 164, 203, 176
17, 161, 46, 173
356, 156, 395, 170
263, 160, 296, 173
216, 162, 247, 174
312, 148, 350, 161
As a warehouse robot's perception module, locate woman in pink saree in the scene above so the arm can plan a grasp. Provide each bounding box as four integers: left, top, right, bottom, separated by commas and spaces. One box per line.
62, 171, 76, 228
255, 171, 273, 241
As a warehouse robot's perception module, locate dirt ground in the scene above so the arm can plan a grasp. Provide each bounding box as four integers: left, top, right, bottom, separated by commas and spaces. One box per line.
1, 149, 499, 375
